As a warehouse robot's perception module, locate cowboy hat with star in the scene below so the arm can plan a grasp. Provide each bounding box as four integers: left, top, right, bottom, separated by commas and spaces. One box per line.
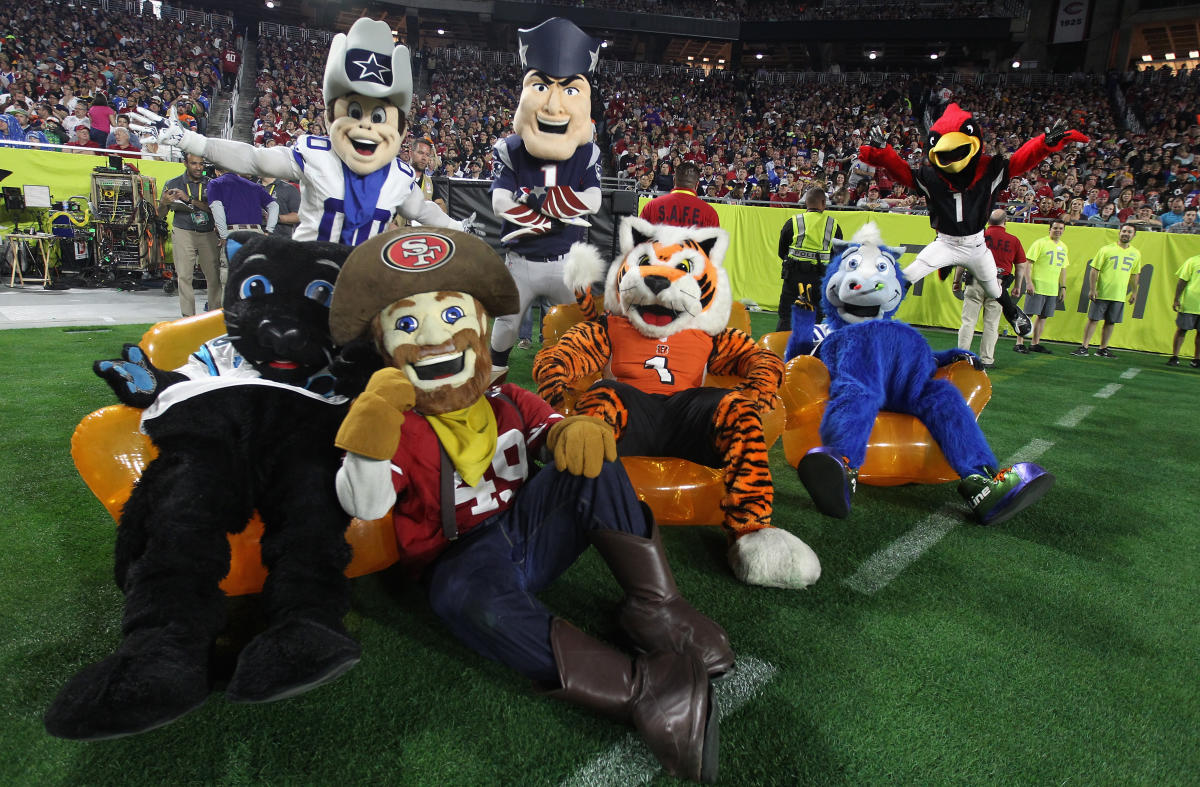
323, 17, 413, 116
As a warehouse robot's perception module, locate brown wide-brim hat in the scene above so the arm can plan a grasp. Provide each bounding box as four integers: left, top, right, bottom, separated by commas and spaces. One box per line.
330, 227, 519, 345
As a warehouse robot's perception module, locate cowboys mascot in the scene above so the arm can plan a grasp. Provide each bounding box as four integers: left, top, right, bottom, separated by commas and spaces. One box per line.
133, 18, 475, 246
489, 17, 604, 377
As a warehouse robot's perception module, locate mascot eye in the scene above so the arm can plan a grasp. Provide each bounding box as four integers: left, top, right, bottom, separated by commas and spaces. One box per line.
532, 83, 548, 92
638, 255, 653, 267
346, 101, 363, 119
370, 106, 387, 124
304, 279, 334, 306
675, 259, 693, 274
239, 274, 273, 298
928, 134, 938, 147
845, 258, 859, 270
441, 305, 465, 324
565, 87, 580, 96
963, 121, 977, 136
394, 315, 419, 333
876, 261, 890, 273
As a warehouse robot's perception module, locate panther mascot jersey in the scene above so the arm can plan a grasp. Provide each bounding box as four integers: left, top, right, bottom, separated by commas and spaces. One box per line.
785, 223, 1055, 526
857, 103, 1088, 338
45, 233, 358, 741
534, 216, 821, 590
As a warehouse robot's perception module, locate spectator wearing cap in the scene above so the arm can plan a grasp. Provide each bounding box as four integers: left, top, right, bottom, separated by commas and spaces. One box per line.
65, 123, 101, 154
856, 184, 888, 212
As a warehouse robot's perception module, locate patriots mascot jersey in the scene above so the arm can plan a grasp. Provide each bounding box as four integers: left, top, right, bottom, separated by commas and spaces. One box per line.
285, 134, 422, 245
491, 135, 602, 258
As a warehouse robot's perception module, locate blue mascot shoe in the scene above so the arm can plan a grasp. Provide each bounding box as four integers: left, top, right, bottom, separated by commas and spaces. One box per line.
957, 462, 1055, 525
797, 447, 858, 519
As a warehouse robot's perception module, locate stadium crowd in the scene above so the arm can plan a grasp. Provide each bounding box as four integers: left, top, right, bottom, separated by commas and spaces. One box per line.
514, 0, 1013, 22
0, 0, 229, 154
5, 0, 1200, 234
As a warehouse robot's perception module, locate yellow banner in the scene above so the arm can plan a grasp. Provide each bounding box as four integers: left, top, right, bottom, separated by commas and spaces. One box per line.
641, 199, 1200, 355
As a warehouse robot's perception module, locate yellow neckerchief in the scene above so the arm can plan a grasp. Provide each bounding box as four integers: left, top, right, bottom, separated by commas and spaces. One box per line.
426, 397, 497, 487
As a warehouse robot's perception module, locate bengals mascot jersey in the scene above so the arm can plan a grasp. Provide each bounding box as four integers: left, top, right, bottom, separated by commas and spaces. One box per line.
533, 218, 782, 538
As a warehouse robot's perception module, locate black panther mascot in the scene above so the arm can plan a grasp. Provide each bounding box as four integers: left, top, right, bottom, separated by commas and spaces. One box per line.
45, 233, 358, 740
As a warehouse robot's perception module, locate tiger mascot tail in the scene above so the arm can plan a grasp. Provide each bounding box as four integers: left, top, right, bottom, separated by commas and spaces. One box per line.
533, 216, 820, 590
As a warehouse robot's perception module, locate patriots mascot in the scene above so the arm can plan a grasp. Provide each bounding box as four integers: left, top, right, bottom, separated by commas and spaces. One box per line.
785, 224, 1055, 525
45, 235, 358, 740
489, 17, 605, 377
857, 103, 1088, 338
134, 18, 475, 245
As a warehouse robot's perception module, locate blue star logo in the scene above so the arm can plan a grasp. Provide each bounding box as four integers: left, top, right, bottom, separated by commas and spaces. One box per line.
350, 50, 391, 84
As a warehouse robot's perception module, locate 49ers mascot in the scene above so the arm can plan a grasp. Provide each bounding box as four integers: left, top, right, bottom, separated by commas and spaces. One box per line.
330, 227, 727, 783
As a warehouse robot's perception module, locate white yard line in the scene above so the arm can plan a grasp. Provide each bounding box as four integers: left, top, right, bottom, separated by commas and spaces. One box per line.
844, 438, 1055, 596
1055, 405, 1095, 428
559, 655, 778, 787
1120, 368, 1141, 379
1094, 383, 1123, 399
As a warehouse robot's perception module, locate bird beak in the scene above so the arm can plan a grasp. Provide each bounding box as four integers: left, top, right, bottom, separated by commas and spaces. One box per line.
930, 131, 981, 173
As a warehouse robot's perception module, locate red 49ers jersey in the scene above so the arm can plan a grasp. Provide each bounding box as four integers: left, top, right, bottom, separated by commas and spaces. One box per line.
388, 384, 562, 574
606, 315, 715, 394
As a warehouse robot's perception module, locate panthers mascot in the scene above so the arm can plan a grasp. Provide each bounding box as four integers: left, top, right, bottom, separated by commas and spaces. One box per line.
856, 103, 1088, 338
534, 217, 821, 590
45, 234, 358, 740
785, 224, 1055, 525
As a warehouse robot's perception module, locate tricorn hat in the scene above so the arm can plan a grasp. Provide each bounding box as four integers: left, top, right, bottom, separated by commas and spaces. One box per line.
517, 17, 602, 79
330, 228, 519, 344
323, 17, 413, 116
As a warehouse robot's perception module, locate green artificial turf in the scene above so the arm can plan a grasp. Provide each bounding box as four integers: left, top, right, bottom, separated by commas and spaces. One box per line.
1, 315, 1198, 785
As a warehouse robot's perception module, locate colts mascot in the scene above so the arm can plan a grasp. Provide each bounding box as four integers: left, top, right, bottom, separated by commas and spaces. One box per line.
489, 17, 605, 377
534, 217, 822, 590
857, 104, 1088, 337
785, 224, 1055, 525
45, 234, 357, 740
330, 227, 728, 783
134, 18, 475, 245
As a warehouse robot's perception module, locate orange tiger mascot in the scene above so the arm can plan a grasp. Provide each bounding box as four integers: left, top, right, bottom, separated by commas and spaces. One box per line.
533, 217, 821, 589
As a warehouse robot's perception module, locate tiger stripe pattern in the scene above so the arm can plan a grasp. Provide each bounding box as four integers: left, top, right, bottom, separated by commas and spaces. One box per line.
713, 392, 773, 533
533, 317, 613, 409
707, 328, 785, 405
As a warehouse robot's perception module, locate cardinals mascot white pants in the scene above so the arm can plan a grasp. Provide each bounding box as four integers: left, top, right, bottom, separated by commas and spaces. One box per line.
902, 231, 1003, 300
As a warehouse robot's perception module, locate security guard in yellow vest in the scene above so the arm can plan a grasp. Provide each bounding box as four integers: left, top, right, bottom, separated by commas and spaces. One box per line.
777, 187, 842, 330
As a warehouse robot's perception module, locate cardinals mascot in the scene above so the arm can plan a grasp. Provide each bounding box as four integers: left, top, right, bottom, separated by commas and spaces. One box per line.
330, 227, 727, 782
786, 224, 1055, 525
488, 17, 605, 377
857, 104, 1088, 337
534, 217, 822, 590
134, 18, 475, 245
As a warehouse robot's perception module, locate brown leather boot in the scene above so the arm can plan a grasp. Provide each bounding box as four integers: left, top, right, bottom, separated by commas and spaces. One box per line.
590, 514, 735, 677
547, 619, 719, 783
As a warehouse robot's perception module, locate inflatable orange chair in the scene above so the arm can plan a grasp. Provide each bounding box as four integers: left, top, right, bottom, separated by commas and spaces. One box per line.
537, 300, 783, 525
72, 312, 399, 596
779, 355, 992, 486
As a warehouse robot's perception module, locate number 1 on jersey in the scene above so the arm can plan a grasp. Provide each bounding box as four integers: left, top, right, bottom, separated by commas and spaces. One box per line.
952, 192, 964, 223
644, 356, 674, 384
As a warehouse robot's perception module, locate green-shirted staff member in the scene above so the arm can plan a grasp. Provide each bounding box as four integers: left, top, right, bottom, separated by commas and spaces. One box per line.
777, 187, 842, 330
1072, 222, 1142, 359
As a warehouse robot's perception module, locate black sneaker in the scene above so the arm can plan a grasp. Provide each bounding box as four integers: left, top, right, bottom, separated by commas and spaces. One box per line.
1030, 344, 1051, 354
1191, 359, 1200, 368
1097, 348, 1116, 358
1166, 356, 1180, 366
797, 447, 858, 519
1069, 346, 1089, 357
1013, 344, 1029, 354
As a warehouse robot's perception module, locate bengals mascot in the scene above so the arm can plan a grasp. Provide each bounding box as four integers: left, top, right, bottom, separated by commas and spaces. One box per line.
534, 217, 821, 590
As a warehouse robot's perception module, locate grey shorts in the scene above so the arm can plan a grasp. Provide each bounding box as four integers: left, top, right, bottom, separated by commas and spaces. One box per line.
1177, 312, 1200, 331
1088, 299, 1124, 323
1025, 292, 1058, 319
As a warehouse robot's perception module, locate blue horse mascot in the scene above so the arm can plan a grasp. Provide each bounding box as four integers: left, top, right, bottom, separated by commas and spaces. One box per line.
785, 223, 1054, 525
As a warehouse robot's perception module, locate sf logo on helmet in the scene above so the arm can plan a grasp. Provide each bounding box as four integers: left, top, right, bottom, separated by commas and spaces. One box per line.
382, 233, 455, 272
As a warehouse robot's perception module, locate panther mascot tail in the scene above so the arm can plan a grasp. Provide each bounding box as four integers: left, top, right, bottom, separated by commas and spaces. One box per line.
534, 216, 820, 590
785, 223, 1055, 525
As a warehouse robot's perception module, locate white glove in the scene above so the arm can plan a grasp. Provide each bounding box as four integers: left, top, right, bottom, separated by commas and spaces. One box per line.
128, 107, 207, 156
335, 453, 396, 520
459, 211, 486, 238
